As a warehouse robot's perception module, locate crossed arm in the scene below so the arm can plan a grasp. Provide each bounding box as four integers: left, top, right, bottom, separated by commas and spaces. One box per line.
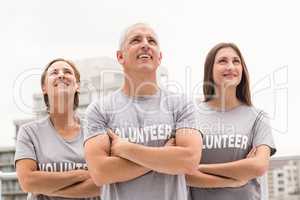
186, 145, 271, 188
84, 134, 151, 186
16, 159, 100, 198
84, 128, 202, 186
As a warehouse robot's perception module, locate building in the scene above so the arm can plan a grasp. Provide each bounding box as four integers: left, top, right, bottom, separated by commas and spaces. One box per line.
0, 56, 168, 200
0, 146, 25, 200
268, 156, 300, 200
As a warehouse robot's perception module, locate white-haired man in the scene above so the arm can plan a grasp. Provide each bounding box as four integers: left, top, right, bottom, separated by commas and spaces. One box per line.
84, 23, 202, 200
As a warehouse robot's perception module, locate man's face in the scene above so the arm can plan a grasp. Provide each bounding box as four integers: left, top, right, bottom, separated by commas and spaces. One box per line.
117, 25, 162, 73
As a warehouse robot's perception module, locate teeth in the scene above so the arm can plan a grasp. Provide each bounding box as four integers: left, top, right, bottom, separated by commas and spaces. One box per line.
138, 54, 151, 59
55, 82, 68, 86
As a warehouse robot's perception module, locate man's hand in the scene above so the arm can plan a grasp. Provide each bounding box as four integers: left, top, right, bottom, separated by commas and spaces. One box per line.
107, 129, 130, 157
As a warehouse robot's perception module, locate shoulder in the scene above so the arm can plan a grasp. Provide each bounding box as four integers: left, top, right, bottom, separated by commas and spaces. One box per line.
160, 89, 192, 106
244, 105, 269, 119
19, 116, 49, 132
87, 90, 122, 112
160, 88, 184, 99
17, 116, 50, 139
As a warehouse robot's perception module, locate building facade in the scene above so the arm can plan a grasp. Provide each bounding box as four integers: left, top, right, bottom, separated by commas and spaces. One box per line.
0, 147, 25, 200
268, 156, 300, 200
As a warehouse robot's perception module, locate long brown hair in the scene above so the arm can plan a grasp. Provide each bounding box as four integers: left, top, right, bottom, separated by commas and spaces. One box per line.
41, 58, 80, 111
203, 43, 252, 106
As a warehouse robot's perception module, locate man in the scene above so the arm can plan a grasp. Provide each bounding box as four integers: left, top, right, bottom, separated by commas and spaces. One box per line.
84, 23, 202, 200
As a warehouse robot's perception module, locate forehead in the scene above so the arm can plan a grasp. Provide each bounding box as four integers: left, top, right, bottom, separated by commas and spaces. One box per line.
215, 47, 239, 58
125, 25, 158, 41
47, 61, 74, 71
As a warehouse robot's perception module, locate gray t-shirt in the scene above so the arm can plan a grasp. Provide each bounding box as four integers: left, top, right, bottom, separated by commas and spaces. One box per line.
189, 102, 276, 200
14, 116, 100, 200
84, 88, 200, 200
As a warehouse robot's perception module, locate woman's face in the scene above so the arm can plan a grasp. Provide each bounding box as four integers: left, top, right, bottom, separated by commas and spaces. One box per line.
212, 47, 243, 89
42, 61, 79, 103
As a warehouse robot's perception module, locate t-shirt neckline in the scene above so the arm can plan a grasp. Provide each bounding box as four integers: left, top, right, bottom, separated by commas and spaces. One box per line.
47, 115, 82, 143
119, 88, 161, 102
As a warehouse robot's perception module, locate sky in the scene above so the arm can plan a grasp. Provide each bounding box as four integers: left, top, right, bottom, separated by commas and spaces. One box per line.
0, 0, 299, 156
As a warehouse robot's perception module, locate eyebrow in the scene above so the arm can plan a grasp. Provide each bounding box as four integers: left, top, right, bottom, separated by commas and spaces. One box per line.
48, 66, 73, 72
217, 56, 240, 60
128, 34, 158, 41
128, 35, 141, 40
147, 36, 157, 41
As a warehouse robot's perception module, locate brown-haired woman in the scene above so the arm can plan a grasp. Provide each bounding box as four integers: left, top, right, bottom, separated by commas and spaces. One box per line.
187, 43, 276, 200
15, 58, 101, 199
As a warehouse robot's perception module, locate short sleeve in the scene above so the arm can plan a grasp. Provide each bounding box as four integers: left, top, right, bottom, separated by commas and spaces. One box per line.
252, 112, 276, 156
14, 126, 37, 165
174, 95, 200, 132
84, 101, 108, 144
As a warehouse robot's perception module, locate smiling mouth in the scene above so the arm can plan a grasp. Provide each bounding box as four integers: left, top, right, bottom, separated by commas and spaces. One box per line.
223, 74, 237, 77
54, 82, 69, 87
137, 54, 152, 60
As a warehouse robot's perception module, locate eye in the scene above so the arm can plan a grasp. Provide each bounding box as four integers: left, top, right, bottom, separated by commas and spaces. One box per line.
130, 38, 140, 44
233, 59, 241, 65
148, 38, 157, 45
218, 59, 227, 64
50, 70, 58, 75
64, 69, 72, 74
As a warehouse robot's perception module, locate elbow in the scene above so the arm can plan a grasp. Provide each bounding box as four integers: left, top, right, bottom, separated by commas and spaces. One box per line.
89, 166, 114, 186
17, 175, 34, 193
19, 182, 30, 193
89, 170, 104, 187
253, 162, 269, 177
91, 178, 102, 187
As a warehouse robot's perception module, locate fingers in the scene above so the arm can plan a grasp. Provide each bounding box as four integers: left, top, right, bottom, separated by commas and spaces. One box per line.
247, 147, 256, 158
238, 180, 248, 187
165, 138, 175, 146
107, 129, 117, 139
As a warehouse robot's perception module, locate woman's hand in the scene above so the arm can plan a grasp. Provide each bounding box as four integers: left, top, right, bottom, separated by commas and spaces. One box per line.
165, 138, 175, 146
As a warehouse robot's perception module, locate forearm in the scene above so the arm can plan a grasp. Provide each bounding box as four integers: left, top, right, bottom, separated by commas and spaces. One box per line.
48, 178, 100, 198
186, 171, 242, 188
89, 155, 150, 186
118, 143, 199, 175
19, 170, 87, 193
199, 157, 268, 181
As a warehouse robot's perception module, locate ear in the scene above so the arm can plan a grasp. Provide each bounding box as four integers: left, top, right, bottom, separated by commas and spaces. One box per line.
116, 50, 125, 65
158, 52, 162, 65
42, 84, 47, 94
75, 82, 80, 93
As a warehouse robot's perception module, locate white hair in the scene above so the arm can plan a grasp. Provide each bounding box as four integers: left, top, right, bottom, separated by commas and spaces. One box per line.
118, 22, 159, 50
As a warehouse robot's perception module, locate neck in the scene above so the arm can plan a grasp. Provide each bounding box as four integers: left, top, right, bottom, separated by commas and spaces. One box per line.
209, 86, 241, 111
122, 71, 158, 96
49, 106, 77, 130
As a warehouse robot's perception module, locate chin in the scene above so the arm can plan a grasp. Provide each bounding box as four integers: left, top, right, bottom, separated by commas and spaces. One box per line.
138, 64, 157, 72
223, 80, 240, 88
55, 89, 75, 98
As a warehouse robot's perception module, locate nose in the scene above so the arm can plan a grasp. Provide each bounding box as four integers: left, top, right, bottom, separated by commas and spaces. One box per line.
226, 62, 235, 70
57, 70, 64, 79
141, 38, 150, 50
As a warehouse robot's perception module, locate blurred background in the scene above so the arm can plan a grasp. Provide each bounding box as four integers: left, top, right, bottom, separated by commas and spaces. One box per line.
0, 0, 299, 199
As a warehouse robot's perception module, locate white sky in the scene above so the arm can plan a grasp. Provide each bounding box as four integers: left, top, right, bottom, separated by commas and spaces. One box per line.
0, 0, 299, 156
